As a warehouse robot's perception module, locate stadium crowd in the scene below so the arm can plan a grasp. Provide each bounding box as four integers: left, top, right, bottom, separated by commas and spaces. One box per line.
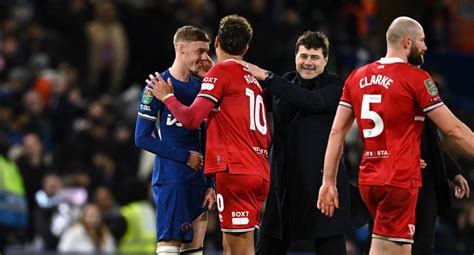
0, 0, 473, 254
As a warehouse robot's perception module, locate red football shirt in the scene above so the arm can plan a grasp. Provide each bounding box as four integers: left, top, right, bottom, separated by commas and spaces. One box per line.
340, 58, 444, 188
198, 60, 270, 180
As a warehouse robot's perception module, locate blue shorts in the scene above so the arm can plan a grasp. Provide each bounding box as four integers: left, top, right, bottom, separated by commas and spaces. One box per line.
152, 183, 208, 243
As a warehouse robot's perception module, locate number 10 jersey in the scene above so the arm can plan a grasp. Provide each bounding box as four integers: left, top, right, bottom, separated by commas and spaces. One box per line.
197, 60, 271, 181
340, 57, 444, 188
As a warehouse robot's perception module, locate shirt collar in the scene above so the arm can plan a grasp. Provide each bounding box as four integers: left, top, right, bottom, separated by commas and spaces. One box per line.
377, 57, 405, 64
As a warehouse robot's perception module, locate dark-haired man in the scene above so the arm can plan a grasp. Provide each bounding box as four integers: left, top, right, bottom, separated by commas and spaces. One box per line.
236, 31, 366, 254
134, 25, 216, 255
146, 15, 270, 254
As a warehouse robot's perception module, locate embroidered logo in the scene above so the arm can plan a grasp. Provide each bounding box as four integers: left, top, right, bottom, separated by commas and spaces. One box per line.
408, 224, 416, 237
180, 222, 193, 233
424, 79, 438, 96
141, 90, 153, 104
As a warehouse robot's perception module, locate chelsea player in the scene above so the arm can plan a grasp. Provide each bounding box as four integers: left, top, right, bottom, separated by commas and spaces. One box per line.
135, 26, 215, 255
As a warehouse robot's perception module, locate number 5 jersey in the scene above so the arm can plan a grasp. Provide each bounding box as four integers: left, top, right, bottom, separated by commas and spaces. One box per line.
340, 57, 443, 188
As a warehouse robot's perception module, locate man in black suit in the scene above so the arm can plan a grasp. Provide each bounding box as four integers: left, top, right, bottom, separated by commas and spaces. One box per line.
414, 118, 469, 255
237, 31, 368, 255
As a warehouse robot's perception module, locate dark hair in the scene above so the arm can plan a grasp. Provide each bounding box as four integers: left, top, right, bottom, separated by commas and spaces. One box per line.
217, 15, 253, 55
173, 25, 211, 46
295, 31, 329, 58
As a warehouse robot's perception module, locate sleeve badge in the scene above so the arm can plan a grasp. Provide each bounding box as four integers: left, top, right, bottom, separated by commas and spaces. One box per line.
141, 90, 153, 104
424, 79, 438, 96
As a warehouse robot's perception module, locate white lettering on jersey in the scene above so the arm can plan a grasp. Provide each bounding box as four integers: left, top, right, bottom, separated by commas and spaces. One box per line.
201, 82, 215, 90
253, 146, 268, 157
232, 211, 249, 217
244, 74, 259, 85
364, 150, 390, 158
202, 77, 218, 83
359, 75, 393, 89
139, 104, 151, 111
166, 114, 183, 127
231, 211, 250, 225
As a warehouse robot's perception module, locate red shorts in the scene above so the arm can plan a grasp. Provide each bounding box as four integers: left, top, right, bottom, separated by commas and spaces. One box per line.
215, 171, 269, 233
359, 184, 418, 243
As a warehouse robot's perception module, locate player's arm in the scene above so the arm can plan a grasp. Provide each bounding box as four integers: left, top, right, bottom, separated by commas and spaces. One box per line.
202, 186, 216, 210
317, 105, 355, 217
134, 115, 189, 162
265, 75, 342, 112
443, 150, 470, 198
232, 59, 342, 112
426, 105, 474, 157
146, 72, 215, 129
134, 90, 203, 170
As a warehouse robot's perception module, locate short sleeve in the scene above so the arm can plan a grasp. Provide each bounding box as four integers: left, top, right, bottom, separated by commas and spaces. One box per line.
339, 71, 355, 109
197, 65, 227, 104
412, 70, 444, 112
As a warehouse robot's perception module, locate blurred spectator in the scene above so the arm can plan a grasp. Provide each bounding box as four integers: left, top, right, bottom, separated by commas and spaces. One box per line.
93, 186, 126, 242
47, 62, 87, 145
0, 135, 28, 253
86, 0, 128, 96
117, 178, 155, 254
33, 172, 63, 251
33, 172, 87, 251
1, 67, 32, 103
0, 0, 472, 253
458, 203, 474, 252
111, 122, 140, 179
22, 89, 52, 148
15, 132, 49, 242
24, 20, 61, 66
57, 203, 116, 253
53, 98, 113, 176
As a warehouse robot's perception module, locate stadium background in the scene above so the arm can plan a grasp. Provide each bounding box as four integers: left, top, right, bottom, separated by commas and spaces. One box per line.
0, 0, 473, 254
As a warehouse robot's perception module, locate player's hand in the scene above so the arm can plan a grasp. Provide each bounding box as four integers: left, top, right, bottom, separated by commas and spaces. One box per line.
231, 59, 268, 80
187, 151, 203, 171
452, 174, 470, 199
194, 54, 215, 79
420, 159, 427, 169
202, 187, 216, 210
317, 182, 339, 217
146, 72, 174, 102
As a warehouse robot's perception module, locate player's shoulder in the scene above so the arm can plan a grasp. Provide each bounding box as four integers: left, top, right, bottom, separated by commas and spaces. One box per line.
406, 65, 430, 78
206, 61, 240, 80
326, 72, 344, 85
190, 75, 202, 85
138, 70, 169, 105
220, 59, 240, 68
160, 69, 171, 79
215, 60, 243, 73
210, 62, 228, 71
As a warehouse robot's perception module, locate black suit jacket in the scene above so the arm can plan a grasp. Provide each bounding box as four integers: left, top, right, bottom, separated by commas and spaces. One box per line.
261, 70, 369, 240
421, 119, 461, 217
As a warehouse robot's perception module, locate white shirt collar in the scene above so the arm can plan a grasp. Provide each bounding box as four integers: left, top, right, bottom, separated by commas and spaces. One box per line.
377, 57, 405, 64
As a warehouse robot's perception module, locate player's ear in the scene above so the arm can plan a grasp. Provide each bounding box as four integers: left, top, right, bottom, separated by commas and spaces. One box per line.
241, 44, 249, 55
177, 42, 185, 54
403, 36, 411, 50
214, 36, 219, 49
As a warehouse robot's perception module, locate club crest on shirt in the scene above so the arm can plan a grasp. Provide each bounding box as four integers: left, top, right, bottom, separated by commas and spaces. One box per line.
424, 79, 438, 96
142, 90, 153, 104
180, 222, 193, 233
408, 224, 416, 237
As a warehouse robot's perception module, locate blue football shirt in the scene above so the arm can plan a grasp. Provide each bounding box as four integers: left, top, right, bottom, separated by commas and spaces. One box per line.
135, 70, 209, 186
